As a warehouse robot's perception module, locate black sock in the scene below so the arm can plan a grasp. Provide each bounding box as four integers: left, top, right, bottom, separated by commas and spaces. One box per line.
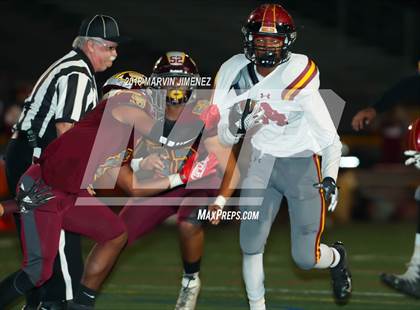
183, 259, 201, 276
25, 287, 42, 307
0, 270, 34, 308
416, 187, 420, 234
74, 284, 97, 307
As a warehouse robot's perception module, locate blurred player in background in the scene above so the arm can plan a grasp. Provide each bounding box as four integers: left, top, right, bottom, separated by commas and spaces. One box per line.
214, 4, 351, 309
352, 65, 420, 298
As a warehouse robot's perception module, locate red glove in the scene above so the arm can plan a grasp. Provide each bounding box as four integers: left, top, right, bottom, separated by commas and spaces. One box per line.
189, 153, 217, 181
178, 152, 198, 184
179, 153, 217, 183
200, 104, 220, 130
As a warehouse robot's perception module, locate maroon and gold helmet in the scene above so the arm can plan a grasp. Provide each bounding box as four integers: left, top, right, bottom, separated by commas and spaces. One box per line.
151, 51, 199, 105
242, 3, 296, 67
102, 71, 147, 96
407, 118, 420, 152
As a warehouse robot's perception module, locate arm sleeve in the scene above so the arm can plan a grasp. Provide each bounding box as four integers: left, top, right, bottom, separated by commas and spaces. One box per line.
320, 135, 342, 180
55, 73, 92, 123
299, 71, 342, 180
370, 75, 420, 113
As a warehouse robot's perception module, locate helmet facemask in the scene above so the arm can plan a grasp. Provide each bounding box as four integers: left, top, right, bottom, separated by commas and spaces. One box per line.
155, 73, 196, 106
243, 27, 296, 67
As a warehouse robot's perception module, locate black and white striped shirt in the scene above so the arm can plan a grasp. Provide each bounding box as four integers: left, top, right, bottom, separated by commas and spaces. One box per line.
16, 48, 98, 146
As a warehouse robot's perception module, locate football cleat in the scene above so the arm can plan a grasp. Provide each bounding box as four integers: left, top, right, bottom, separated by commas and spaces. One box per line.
330, 241, 352, 304
175, 275, 201, 310
380, 261, 420, 298
66, 301, 93, 310
38, 301, 67, 310
20, 305, 38, 310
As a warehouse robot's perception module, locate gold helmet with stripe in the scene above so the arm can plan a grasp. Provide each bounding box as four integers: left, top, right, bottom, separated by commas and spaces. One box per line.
102, 71, 147, 96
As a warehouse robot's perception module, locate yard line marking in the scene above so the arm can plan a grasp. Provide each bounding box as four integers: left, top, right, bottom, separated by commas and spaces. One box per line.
106, 284, 405, 298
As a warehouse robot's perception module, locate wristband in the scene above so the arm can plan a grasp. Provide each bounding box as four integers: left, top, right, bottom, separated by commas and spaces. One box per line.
130, 157, 143, 172
213, 195, 227, 210
218, 123, 242, 146
168, 174, 183, 189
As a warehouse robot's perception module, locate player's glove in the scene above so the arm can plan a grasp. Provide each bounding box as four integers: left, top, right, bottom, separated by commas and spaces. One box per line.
229, 100, 264, 135
168, 152, 197, 188
313, 177, 339, 212
404, 150, 420, 170
178, 152, 197, 184
16, 175, 55, 213
168, 152, 217, 188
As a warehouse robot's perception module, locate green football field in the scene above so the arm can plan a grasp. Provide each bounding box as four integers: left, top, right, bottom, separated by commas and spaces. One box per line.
1, 221, 420, 309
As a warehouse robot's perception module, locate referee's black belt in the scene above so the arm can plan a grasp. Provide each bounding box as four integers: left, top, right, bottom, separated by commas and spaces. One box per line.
12, 130, 42, 148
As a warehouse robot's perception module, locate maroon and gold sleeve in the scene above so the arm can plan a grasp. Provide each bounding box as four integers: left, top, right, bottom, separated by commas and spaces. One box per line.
105, 89, 155, 118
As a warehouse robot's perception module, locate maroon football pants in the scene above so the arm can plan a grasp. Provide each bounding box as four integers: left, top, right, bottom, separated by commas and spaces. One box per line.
19, 164, 126, 287
119, 174, 220, 245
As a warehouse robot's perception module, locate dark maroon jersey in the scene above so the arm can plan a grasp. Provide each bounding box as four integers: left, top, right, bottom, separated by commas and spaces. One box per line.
39, 89, 152, 193
133, 99, 220, 179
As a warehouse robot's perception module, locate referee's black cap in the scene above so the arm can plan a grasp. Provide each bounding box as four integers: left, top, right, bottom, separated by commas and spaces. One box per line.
79, 14, 129, 43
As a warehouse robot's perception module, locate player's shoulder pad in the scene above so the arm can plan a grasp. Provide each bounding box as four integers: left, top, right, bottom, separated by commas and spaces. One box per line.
215, 54, 249, 86
281, 53, 320, 101
106, 89, 150, 110
219, 54, 249, 72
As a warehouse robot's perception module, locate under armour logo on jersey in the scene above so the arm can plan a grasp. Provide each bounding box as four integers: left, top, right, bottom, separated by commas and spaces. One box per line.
260, 92, 271, 99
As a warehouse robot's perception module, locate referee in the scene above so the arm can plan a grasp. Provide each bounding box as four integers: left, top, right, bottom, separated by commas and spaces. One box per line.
4, 14, 124, 310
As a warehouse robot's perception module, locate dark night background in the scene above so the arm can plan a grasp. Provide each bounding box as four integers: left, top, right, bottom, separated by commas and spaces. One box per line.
1, 4, 420, 307
0, 0, 419, 133
0, 1, 419, 218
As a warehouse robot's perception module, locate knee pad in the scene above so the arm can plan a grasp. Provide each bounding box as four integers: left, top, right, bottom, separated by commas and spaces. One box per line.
178, 207, 205, 227
291, 248, 315, 270
100, 220, 127, 244
240, 238, 265, 255
23, 257, 54, 287
240, 225, 267, 255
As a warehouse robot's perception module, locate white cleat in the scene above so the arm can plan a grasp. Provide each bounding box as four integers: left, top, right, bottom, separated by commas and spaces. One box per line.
381, 260, 420, 298
175, 275, 201, 310
249, 297, 266, 310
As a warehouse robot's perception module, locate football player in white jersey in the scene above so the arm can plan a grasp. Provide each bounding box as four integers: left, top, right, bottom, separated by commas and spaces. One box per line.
213, 3, 352, 309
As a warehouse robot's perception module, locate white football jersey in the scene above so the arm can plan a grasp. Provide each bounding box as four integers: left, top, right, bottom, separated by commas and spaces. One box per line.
213, 53, 342, 179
